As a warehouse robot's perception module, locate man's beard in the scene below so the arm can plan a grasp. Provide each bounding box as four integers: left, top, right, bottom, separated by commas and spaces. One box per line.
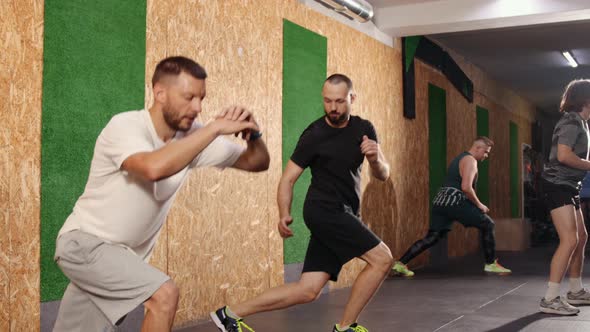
163, 104, 190, 131
326, 111, 349, 126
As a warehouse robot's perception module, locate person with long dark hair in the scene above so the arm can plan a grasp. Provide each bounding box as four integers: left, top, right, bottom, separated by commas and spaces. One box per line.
540, 79, 590, 315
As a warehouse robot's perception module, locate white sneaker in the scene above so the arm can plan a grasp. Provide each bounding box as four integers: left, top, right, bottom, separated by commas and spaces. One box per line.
567, 288, 590, 305
540, 296, 580, 315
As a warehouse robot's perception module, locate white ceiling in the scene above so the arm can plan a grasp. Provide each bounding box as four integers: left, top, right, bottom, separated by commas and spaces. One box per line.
305, 1, 590, 114
368, 0, 590, 37
362, 0, 590, 114
429, 20, 590, 114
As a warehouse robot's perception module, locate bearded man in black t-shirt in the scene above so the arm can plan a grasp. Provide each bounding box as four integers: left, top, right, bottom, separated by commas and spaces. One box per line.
211, 74, 392, 332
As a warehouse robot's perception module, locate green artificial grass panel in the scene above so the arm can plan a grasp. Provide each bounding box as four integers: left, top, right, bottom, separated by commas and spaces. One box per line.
282, 20, 327, 264
40, 0, 146, 301
428, 84, 447, 207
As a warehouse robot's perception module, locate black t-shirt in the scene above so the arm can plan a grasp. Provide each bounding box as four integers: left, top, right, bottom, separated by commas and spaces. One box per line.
290, 115, 378, 213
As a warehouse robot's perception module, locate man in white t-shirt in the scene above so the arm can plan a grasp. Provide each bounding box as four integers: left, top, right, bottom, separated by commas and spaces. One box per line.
52, 56, 270, 332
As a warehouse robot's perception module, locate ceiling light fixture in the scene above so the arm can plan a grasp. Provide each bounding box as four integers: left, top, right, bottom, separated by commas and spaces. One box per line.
562, 51, 578, 68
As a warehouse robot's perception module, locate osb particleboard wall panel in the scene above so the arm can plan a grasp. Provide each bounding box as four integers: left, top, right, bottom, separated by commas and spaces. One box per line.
476, 94, 532, 220
0, 85, 9, 331
445, 45, 534, 223
442, 70, 481, 258
146, 0, 283, 327
278, 6, 427, 290
145, 0, 423, 324
412, 60, 479, 260
145, 0, 169, 276
266, 4, 287, 290
0, 0, 44, 330
414, 54, 534, 259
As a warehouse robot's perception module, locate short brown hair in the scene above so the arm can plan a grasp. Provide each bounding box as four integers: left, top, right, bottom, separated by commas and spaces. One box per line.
325, 73, 353, 91
559, 79, 590, 113
152, 56, 207, 86
475, 136, 494, 147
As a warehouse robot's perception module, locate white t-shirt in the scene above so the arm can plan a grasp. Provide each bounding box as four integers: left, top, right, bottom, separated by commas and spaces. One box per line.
58, 110, 244, 260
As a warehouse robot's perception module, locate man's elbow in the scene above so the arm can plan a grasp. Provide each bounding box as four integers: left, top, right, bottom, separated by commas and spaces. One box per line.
250, 156, 270, 172
461, 184, 472, 194
376, 175, 388, 182
252, 162, 270, 172
375, 170, 389, 182
123, 157, 166, 181
144, 164, 169, 181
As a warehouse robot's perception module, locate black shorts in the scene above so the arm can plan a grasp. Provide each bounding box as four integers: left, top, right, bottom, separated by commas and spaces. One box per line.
543, 179, 580, 211
302, 200, 381, 281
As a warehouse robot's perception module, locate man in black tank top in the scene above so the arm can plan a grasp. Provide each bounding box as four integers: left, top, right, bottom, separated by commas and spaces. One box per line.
391, 137, 512, 277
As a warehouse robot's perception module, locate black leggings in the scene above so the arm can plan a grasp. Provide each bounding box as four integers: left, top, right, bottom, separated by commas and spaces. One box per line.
399, 216, 496, 265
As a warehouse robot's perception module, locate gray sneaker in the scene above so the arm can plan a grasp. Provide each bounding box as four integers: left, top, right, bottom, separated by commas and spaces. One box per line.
540, 296, 580, 315
567, 288, 590, 305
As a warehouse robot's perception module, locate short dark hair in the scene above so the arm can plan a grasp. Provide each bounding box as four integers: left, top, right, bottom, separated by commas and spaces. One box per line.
475, 136, 494, 147
560, 79, 590, 113
325, 73, 353, 91
152, 56, 207, 86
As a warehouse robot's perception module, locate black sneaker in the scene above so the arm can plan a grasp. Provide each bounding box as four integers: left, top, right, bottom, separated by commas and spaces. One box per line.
210, 306, 255, 332
332, 323, 369, 332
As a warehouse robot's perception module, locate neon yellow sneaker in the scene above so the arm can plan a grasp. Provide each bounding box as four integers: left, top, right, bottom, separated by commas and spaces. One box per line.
484, 259, 512, 275
333, 323, 369, 332
210, 306, 255, 332
391, 261, 415, 277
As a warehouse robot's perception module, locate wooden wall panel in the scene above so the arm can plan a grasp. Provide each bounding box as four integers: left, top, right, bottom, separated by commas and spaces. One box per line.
275, 2, 426, 289
1, 0, 44, 330
474, 94, 532, 220
0, 2, 12, 327
143, 0, 411, 323
413, 60, 480, 261
143, 0, 536, 326
0, 149, 9, 332
413, 57, 533, 260
146, 0, 284, 327
0, 0, 541, 329
265, 1, 286, 289
478, 96, 511, 218
445, 70, 480, 258
145, 0, 169, 276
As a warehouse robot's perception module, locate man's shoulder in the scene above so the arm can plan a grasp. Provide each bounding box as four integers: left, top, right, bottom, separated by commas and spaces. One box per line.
351, 115, 375, 129
108, 110, 144, 125
458, 153, 476, 166
301, 117, 325, 134
351, 115, 367, 122
100, 110, 147, 138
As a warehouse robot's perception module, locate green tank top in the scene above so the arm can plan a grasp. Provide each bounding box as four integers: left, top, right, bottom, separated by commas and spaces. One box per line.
444, 151, 477, 190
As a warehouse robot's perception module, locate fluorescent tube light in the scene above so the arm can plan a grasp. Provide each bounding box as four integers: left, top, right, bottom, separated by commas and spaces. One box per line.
562, 51, 578, 68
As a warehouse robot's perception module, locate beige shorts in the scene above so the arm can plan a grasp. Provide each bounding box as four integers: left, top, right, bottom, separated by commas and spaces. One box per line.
53, 230, 169, 332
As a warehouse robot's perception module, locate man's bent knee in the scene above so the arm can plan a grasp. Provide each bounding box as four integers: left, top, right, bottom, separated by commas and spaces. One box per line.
296, 283, 323, 304
366, 243, 394, 272
145, 280, 179, 315
296, 276, 326, 304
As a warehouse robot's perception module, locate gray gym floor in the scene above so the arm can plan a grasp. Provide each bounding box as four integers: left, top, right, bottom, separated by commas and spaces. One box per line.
182, 246, 590, 332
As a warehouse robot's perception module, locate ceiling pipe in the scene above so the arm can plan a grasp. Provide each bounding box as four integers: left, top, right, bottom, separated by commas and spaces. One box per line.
314, 0, 374, 23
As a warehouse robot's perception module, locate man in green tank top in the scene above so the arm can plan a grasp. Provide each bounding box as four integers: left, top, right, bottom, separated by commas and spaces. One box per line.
392, 137, 512, 277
